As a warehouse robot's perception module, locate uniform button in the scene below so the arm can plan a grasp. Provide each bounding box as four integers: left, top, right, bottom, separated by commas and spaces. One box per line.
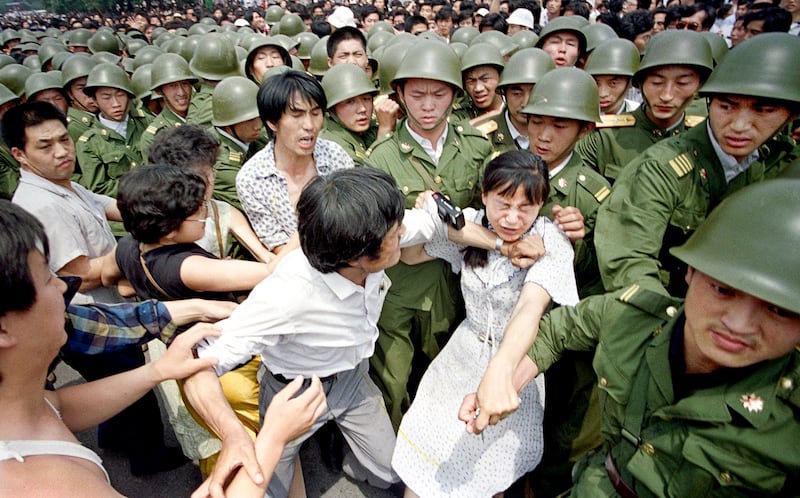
434, 175, 442, 184
780, 377, 794, 390
456, 125, 464, 133
126, 144, 130, 149
652, 326, 662, 337
666, 306, 677, 317
402, 186, 409, 194
578, 174, 586, 182
599, 377, 608, 387
642, 443, 655, 456
719, 471, 732, 483
130, 162, 136, 167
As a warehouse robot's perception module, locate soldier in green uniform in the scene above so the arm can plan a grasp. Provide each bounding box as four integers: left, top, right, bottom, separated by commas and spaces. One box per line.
365, 39, 493, 429
452, 43, 505, 122
76, 63, 148, 203
595, 33, 800, 297
470, 47, 555, 154
130, 64, 162, 120
61, 55, 99, 143
467, 179, 800, 497
584, 38, 640, 116
577, 31, 714, 185
0, 82, 21, 199
187, 34, 241, 129
535, 16, 587, 68
139, 53, 197, 162
211, 76, 264, 211
24, 72, 69, 115
320, 63, 399, 165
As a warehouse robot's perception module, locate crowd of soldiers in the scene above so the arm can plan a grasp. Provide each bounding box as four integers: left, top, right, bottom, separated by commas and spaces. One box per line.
1, 0, 799, 496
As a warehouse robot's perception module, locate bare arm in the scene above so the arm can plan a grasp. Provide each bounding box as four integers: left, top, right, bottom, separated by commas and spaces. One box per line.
104, 201, 122, 222
162, 299, 238, 326
228, 208, 276, 264
100, 246, 123, 288
180, 256, 270, 293
60, 253, 110, 292
56, 323, 220, 433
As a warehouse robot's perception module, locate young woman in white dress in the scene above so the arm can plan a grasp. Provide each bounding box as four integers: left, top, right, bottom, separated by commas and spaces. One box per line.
392, 150, 580, 497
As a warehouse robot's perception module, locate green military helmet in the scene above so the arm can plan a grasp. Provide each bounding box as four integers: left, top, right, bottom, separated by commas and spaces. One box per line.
671, 179, 800, 314
698, 31, 728, 66
777, 158, 800, 179
322, 62, 378, 110
584, 38, 640, 77
271, 34, 300, 52
511, 30, 539, 49
188, 23, 213, 36
0, 54, 15, 70
222, 30, 242, 46
19, 32, 39, 44
535, 16, 587, 55
149, 27, 168, 43
378, 41, 413, 94
24, 71, 65, 100
150, 53, 198, 90
367, 30, 394, 53
88, 30, 122, 55
266, 5, 285, 25
388, 32, 417, 46
212, 76, 260, 127
634, 30, 712, 87
0, 82, 20, 106
308, 36, 330, 77
200, 17, 218, 26
290, 54, 304, 71
50, 51, 72, 71
165, 36, 195, 62
22, 55, 41, 71
471, 30, 519, 57
131, 63, 155, 101
61, 54, 98, 87
418, 31, 446, 43
16, 43, 39, 54
699, 33, 800, 104
368, 21, 395, 39
278, 14, 305, 37
126, 38, 148, 57
153, 31, 175, 49
245, 37, 291, 81
267, 23, 281, 35
66, 28, 93, 49
460, 42, 504, 74
175, 28, 189, 37
392, 39, 462, 91
294, 31, 320, 60
1, 29, 20, 47
190, 34, 241, 81
0, 64, 33, 97
90, 51, 121, 65
122, 57, 135, 75
236, 45, 248, 62
522, 67, 600, 123
583, 22, 618, 54
38, 41, 67, 67
451, 26, 479, 45
449, 41, 468, 59
132, 45, 164, 70
85, 62, 134, 96
237, 26, 256, 35
498, 47, 555, 88
262, 65, 292, 82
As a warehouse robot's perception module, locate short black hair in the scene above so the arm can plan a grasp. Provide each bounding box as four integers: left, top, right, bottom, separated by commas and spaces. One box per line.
256, 70, 326, 127
1, 101, 67, 151
117, 164, 207, 244
479, 13, 509, 33
311, 18, 332, 36
619, 9, 654, 40
297, 168, 404, 273
563, 1, 591, 19
0, 200, 49, 316
147, 124, 220, 175
742, 6, 792, 33
405, 15, 429, 32
326, 26, 367, 58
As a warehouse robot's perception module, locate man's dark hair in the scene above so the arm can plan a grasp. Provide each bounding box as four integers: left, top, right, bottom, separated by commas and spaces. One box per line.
358, 4, 381, 21
256, 70, 326, 127
597, 11, 622, 31
479, 12, 509, 33
681, 2, 717, 29
563, 1, 591, 19
435, 6, 456, 22
0, 200, 49, 316
117, 164, 207, 244
147, 124, 220, 175
298, 168, 404, 273
619, 9, 654, 40
1, 101, 67, 151
326, 26, 367, 58
405, 14, 429, 32
742, 6, 791, 33
311, 19, 332, 37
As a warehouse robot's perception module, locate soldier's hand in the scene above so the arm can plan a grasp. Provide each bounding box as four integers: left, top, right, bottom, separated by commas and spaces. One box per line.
375, 97, 401, 135
551, 204, 585, 242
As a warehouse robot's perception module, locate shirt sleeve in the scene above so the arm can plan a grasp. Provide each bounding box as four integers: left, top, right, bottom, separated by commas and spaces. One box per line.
523, 218, 580, 306
423, 207, 483, 274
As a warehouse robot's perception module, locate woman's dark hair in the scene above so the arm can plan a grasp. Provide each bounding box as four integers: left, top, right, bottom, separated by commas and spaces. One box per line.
298, 168, 404, 273
256, 70, 326, 127
117, 164, 207, 244
463, 150, 550, 268
147, 124, 220, 175
0, 200, 49, 316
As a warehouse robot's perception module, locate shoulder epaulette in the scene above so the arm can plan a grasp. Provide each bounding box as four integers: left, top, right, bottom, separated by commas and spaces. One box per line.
616, 283, 682, 319
684, 115, 706, 128
78, 135, 90, 142
365, 131, 395, 157
596, 114, 636, 128
453, 122, 486, 138
576, 168, 611, 203
228, 150, 243, 163
134, 108, 147, 118
473, 119, 498, 137
668, 152, 694, 178
145, 125, 159, 135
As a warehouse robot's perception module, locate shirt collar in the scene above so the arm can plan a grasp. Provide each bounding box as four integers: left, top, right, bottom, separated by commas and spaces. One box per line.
19, 169, 74, 196
216, 127, 249, 152
706, 121, 759, 182
98, 114, 129, 137
404, 120, 448, 164
548, 152, 573, 179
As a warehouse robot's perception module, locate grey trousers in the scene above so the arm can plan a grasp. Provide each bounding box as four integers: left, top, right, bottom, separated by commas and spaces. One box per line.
259, 360, 400, 498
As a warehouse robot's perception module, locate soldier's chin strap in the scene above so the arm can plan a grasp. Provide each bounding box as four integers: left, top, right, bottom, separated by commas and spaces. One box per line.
402, 106, 451, 141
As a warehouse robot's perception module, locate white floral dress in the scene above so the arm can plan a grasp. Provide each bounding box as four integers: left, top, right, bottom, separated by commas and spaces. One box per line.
392, 209, 579, 497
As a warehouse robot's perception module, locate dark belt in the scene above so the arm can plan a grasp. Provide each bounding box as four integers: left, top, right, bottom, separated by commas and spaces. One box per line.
271, 371, 338, 384
605, 446, 638, 498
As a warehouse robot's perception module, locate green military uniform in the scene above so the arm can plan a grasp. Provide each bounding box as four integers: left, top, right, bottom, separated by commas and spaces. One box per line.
67, 107, 96, 143
0, 142, 19, 200
576, 106, 704, 184
187, 82, 214, 129
595, 123, 769, 296
450, 94, 481, 122
139, 106, 186, 163
366, 120, 492, 429
319, 116, 377, 165
529, 285, 800, 497
470, 106, 520, 154
212, 128, 247, 211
